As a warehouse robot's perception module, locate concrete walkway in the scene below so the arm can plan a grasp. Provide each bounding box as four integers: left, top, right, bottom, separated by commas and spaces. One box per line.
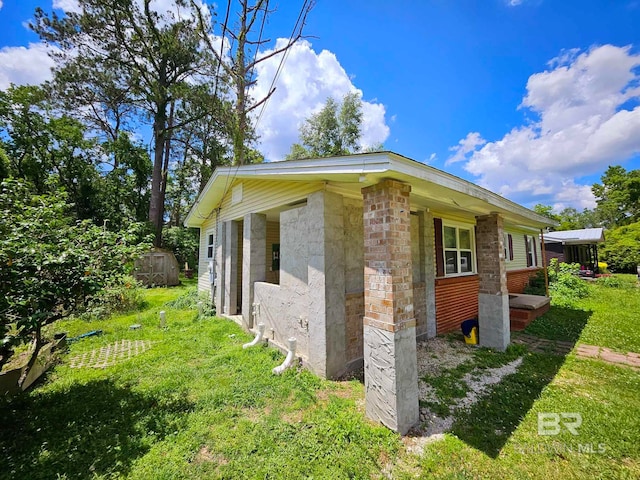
512, 332, 640, 369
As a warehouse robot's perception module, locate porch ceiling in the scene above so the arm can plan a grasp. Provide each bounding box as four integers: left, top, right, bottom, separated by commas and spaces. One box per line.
185, 152, 557, 229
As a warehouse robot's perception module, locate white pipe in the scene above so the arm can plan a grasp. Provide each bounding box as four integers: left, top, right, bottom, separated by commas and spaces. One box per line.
159, 310, 166, 328
242, 323, 265, 349
272, 337, 297, 375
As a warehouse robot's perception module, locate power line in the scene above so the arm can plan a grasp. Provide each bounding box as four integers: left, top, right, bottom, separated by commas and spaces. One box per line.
254, 0, 310, 129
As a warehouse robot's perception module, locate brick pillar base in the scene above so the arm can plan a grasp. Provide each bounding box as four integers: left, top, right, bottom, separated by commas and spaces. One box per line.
362, 179, 419, 434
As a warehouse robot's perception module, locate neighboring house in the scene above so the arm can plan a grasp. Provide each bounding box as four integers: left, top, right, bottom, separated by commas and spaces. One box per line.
185, 152, 555, 433
543, 228, 605, 274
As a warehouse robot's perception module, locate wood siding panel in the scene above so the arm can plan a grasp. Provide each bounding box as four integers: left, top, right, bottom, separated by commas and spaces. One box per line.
505, 227, 531, 270
435, 275, 479, 334
218, 179, 324, 222
197, 214, 217, 295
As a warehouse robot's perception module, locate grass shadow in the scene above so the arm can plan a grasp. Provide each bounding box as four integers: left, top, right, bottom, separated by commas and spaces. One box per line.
0, 378, 194, 480
522, 306, 593, 343
449, 306, 592, 458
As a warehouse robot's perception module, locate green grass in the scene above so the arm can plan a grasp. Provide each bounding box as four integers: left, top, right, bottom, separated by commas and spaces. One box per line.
1, 275, 639, 479
525, 274, 640, 353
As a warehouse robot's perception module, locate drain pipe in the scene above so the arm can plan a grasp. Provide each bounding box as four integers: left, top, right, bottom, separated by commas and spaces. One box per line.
242, 323, 265, 349
273, 337, 297, 375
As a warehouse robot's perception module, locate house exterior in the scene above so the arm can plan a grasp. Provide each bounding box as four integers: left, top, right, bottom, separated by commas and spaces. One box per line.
185, 152, 555, 433
543, 228, 605, 274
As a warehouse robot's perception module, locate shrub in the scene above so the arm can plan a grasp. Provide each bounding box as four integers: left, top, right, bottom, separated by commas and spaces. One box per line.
600, 221, 640, 273
547, 259, 590, 307
83, 275, 147, 319
596, 275, 637, 289
165, 287, 215, 316
162, 226, 199, 270
0, 179, 151, 377
523, 270, 547, 296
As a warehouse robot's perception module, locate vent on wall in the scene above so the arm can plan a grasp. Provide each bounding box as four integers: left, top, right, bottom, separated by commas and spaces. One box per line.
232, 183, 243, 204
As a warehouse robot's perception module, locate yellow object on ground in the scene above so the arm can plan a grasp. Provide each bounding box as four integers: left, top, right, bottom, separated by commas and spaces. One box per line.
464, 326, 478, 345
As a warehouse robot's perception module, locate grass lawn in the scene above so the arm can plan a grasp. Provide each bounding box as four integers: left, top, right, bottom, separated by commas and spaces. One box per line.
1, 276, 639, 479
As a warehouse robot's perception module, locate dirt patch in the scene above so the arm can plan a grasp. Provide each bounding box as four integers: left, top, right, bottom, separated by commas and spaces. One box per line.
192, 446, 228, 465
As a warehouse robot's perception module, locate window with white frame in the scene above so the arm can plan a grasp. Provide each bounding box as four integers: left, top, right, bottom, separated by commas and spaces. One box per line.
443, 224, 475, 275
525, 235, 537, 267
206, 231, 215, 259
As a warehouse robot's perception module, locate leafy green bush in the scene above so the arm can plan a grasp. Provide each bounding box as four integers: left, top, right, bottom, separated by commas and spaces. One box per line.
0, 179, 151, 375
547, 259, 590, 306
596, 275, 637, 289
523, 270, 547, 296
83, 275, 147, 319
600, 221, 640, 272
165, 287, 215, 316
162, 226, 199, 270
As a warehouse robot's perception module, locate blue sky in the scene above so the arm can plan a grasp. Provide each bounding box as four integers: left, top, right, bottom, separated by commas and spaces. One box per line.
1, 0, 640, 211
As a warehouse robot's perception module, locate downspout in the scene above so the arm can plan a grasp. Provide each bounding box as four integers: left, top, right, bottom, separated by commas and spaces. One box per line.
273, 337, 297, 375
540, 229, 549, 297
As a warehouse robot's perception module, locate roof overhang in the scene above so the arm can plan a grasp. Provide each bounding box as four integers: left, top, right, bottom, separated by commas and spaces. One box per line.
184, 152, 558, 229
543, 228, 605, 245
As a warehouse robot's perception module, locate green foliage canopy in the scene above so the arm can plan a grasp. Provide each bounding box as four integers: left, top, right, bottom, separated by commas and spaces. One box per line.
286, 92, 365, 160
0, 179, 151, 372
599, 221, 640, 273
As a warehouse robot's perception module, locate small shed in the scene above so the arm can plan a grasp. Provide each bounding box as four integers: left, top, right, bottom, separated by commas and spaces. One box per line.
134, 249, 180, 286
543, 228, 605, 273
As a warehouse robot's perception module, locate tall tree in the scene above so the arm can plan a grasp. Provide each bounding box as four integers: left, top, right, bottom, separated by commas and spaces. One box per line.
0, 84, 102, 220
286, 92, 364, 160
193, 0, 313, 165
33, 0, 212, 245
592, 165, 640, 229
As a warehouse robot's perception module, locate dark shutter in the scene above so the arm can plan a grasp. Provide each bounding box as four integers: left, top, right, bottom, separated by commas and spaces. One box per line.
525, 235, 532, 267
508, 234, 514, 261
434, 217, 444, 277
533, 237, 538, 266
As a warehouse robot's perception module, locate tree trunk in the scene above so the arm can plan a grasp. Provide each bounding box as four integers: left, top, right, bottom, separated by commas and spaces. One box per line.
17, 324, 43, 389
149, 103, 168, 247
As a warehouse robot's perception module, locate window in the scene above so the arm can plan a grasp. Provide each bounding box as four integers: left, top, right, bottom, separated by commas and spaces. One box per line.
525, 235, 538, 267
443, 224, 475, 275
206, 231, 215, 259
504, 233, 514, 262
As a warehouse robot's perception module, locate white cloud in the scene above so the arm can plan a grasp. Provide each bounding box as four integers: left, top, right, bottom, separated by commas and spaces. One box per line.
508, 0, 523, 6
0, 43, 58, 90
0, 2, 4, 11
448, 44, 640, 209
446, 132, 486, 165
52, 0, 81, 13
250, 39, 390, 161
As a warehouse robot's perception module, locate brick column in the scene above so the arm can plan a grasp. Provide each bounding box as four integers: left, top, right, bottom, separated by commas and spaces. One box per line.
242, 213, 267, 329
362, 179, 419, 434
476, 213, 510, 350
